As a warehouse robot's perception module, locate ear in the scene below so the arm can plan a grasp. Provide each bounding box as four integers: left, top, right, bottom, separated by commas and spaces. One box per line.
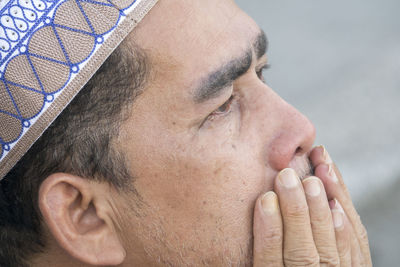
38, 173, 126, 266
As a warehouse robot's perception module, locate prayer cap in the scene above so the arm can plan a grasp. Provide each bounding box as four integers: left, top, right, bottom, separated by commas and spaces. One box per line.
0, 0, 158, 179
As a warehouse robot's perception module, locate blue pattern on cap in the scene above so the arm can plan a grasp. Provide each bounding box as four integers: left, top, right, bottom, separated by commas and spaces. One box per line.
0, 0, 137, 161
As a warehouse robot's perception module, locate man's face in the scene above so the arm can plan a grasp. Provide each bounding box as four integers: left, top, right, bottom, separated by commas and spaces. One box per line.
115, 0, 315, 265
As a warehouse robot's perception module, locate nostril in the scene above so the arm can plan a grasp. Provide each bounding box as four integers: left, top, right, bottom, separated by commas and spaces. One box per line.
295, 147, 303, 155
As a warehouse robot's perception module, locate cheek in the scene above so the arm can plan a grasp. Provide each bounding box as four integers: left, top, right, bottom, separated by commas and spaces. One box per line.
135, 138, 269, 225
127, 125, 277, 256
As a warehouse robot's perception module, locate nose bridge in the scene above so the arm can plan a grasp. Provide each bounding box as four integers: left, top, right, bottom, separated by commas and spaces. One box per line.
257, 87, 316, 171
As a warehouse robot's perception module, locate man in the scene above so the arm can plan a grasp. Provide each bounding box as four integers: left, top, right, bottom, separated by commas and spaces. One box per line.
0, 0, 371, 266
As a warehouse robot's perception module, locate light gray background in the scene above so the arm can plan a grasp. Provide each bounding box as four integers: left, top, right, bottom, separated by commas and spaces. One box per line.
235, 1, 400, 266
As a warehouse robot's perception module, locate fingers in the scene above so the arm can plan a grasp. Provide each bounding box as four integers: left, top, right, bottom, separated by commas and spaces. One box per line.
302, 177, 339, 266
274, 169, 320, 266
253, 159, 370, 267
330, 199, 352, 267
253, 192, 284, 267
351, 230, 364, 267
311, 146, 372, 266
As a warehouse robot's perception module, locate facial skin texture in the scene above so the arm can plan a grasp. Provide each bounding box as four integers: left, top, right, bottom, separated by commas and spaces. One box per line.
33, 0, 316, 266
112, 0, 316, 266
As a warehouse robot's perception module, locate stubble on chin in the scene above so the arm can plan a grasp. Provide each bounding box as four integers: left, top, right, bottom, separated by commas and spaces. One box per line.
123, 157, 313, 266
131, 202, 255, 267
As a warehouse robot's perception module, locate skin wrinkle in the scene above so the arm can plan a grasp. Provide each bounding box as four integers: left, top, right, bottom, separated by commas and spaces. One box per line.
203, 4, 242, 53
131, 181, 249, 266
194, 49, 252, 103
193, 31, 268, 103
17, 0, 318, 266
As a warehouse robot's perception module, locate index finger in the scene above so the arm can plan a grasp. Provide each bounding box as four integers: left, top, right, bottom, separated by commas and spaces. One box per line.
253, 192, 284, 267
310, 145, 372, 266
274, 168, 320, 266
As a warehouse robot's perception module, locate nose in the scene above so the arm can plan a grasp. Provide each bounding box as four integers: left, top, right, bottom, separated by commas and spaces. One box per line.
266, 96, 316, 171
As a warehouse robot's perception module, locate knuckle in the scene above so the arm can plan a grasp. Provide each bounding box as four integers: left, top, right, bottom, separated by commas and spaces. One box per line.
284, 257, 320, 267
320, 256, 340, 267
284, 250, 320, 266
285, 203, 309, 218
337, 241, 351, 259
263, 226, 283, 245
352, 211, 370, 243
358, 223, 369, 243
310, 211, 331, 226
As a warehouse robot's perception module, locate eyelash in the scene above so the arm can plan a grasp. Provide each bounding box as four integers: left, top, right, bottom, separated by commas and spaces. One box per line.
256, 64, 271, 82
207, 94, 237, 121
203, 64, 270, 125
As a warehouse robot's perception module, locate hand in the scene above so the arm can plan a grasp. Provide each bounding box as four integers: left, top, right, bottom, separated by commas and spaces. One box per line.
252, 146, 372, 266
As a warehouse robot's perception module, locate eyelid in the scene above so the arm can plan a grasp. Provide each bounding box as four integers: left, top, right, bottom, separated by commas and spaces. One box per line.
210, 94, 235, 116
257, 63, 271, 71
200, 94, 237, 128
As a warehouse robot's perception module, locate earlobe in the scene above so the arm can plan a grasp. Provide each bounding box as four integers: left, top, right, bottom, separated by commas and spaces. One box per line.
39, 173, 126, 265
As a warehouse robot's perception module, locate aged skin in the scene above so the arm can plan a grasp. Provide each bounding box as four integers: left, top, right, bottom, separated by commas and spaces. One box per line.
115, 0, 314, 265
34, 0, 371, 266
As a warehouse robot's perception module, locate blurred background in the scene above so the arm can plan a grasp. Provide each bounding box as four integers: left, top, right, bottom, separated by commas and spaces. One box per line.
235, 0, 400, 266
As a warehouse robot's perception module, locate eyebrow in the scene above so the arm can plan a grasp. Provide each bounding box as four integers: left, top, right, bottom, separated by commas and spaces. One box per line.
193, 30, 268, 103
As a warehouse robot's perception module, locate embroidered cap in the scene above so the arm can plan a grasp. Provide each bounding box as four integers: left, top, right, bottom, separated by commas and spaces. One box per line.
0, 0, 158, 179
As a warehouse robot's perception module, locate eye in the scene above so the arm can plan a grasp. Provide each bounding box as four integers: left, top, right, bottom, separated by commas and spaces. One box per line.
199, 92, 239, 128
199, 93, 239, 128
213, 95, 235, 115
202, 94, 236, 126
256, 63, 271, 82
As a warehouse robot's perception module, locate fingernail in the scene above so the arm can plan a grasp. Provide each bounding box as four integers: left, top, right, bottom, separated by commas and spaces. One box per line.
336, 199, 344, 212
329, 199, 338, 209
320, 145, 333, 164
329, 198, 344, 212
261, 192, 278, 215
278, 168, 299, 189
327, 164, 339, 183
303, 177, 321, 197
332, 210, 344, 229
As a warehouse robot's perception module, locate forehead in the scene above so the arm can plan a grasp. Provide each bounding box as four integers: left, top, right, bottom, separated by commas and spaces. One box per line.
129, 0, 260, 92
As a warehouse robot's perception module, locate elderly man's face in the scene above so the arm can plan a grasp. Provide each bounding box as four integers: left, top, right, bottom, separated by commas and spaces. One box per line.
115, 0, 315, 265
